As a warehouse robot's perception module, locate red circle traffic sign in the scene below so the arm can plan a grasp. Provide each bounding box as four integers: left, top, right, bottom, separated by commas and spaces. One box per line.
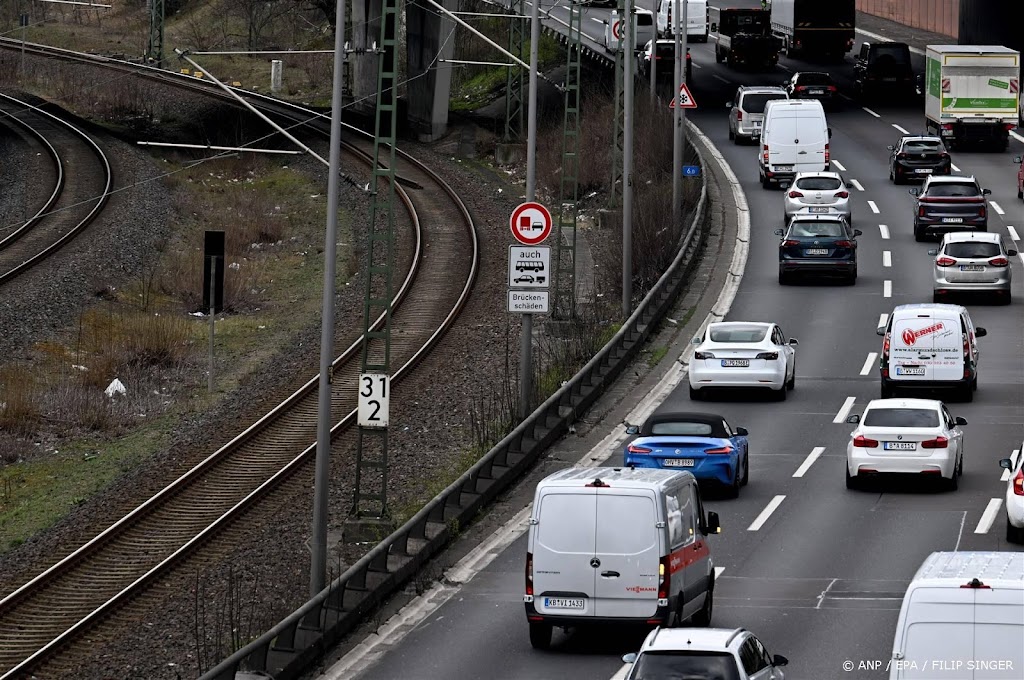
510, 202, 552, 245
612, 20, 623, 40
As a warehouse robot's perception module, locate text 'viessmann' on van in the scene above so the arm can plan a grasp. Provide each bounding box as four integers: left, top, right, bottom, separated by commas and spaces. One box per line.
758, 99, 831, 189
524, 467, 721, 650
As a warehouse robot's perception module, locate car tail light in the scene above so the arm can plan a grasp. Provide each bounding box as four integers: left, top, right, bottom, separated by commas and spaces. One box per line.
763, 144, 769, 164
704, 446, 733, 455
935, 256, 957, 267
921, 436, 949, 449
827, 85, 838, 92
835, 240, 853, 247
989, 256, 1008, 267
940, 152, 949, 158
694, 351, 716, 360
526, 552, 534, 596
882, 332, 890, 355
755, 351, 778, 360
941, 123, 953, 130
897, 153, 907, 159
1006, 123, 1018, 131
736, 110, 743, 121
824, 143, 830, 164
788, 190, 804, 198
918, 206, 926, 217
836, 191, 849, 198
794, 85, 806, 92
628, 444, 653, 455
782, 239, 800, 246
853, 435, 879, 448
1013, 468, 1024, 496
963, 333, 969, 356
979, 206, 986, 218
658, 556, 670, 599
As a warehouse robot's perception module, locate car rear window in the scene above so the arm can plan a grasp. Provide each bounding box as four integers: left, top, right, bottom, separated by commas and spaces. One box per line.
790, 221, 845, 237
627, 651, 742, 680
903, 140, 944, 153
870, 45, 911, 63
655, 45, 674, 60
945, 242, 1001, 258
742, 93, 787, 113
650, 422, 714, 436
863, 408, 940, 428
797, 73, 832, 85
709, 326, 768, 343
925, 183, 980, 197
795, 177, 842, 191
637, 12, 653, 26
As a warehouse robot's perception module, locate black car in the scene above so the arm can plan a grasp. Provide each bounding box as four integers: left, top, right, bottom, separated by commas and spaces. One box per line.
637, 39, 676, 81
775, 215, 861, 284
853, 41, 914, 99
783, 72, 838, 107
887, 136, 952, 184
910, 175, 991, 242
575, 0, 617, 6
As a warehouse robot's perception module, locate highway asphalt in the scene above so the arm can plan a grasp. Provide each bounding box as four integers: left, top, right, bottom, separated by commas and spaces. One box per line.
341, 4, 1024, 679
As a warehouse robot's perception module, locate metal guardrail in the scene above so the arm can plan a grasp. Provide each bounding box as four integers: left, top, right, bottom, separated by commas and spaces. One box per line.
202, 137, 711, 680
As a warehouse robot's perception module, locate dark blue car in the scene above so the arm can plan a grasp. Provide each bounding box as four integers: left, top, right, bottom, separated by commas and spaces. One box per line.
776, 215, 861, 285
624, 411, 750, 497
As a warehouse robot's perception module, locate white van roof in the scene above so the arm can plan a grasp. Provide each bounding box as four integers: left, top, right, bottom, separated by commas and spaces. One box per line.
537, 466, 694, 490
765, 99, 824, 114
911, 552, 1024, 589
890, 302, 965, 317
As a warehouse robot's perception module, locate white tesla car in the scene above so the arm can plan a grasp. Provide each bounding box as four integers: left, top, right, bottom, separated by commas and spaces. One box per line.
999, 445, 1024, 543
845, 398, 966, 491
687, 322, 798, 401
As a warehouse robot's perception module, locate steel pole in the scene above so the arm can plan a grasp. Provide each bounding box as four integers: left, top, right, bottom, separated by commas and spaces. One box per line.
311, 0, 346, 598
648, 19, 656, 105
672, 0, 682, 225
621, 0, 634, 318
519, 0, 541, 420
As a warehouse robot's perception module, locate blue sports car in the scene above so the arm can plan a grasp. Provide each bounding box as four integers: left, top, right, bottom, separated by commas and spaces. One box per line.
624, 411, 750, 497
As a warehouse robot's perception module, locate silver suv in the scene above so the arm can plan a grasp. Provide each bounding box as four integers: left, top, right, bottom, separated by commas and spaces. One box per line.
928, 232, 1016, 304
728, 86, 788, 145
622, 627, 789, 680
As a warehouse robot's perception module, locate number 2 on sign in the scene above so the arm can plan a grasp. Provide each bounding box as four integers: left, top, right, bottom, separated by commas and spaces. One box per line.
358, 373, 390, 428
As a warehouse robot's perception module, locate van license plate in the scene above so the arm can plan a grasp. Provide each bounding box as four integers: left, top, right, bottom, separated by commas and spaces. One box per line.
884, 442, 917, 450
544, 598, 585, 610
809, 207, 830, 213
804, 248, 829, 255
775, 165, 794, 171
941, 217, 964, 223
721, 359, 750, 367
914, 169, 932, 174
896, 367, 926, 376
664, 458, 695, 467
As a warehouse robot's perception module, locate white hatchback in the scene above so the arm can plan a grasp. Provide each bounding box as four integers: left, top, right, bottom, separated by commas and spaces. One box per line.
782, 172, 853, 223
845, 398, 967, 491
621, 627, 788, 680
688, 322, 798, 401
999, 446, 1024, 543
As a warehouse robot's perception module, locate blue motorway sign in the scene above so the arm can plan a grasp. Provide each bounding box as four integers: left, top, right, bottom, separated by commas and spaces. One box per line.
682, 165, 701, 177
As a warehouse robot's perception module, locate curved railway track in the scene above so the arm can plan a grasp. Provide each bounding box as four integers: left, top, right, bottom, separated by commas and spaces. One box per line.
0, 91, 113, 285
0, 40, 480, 678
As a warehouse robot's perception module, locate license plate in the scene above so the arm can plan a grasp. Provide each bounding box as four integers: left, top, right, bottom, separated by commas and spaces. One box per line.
941, 217, 964, 223
883, 77, 898, 82
896, 366, 926, 376
914, 168, 933, 174
721, 359, 750, 367
664, 458, 695, 467
775, 165, 793, 171
754, 121, 762, 127
804, 248, 829, 255
809, 207, 830, 213
544, 597, 585, 610
809, 89, 824, 94
883, 441, 917, 450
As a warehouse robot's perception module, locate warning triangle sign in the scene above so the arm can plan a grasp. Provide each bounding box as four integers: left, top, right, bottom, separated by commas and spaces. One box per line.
669, 83, 698, 110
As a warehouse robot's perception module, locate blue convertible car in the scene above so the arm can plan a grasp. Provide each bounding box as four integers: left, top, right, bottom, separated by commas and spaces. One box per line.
624, 411, 750, 497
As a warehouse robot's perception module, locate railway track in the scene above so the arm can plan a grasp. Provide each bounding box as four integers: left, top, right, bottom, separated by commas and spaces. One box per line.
0, 40, 480, 678
0, 91, 113, 285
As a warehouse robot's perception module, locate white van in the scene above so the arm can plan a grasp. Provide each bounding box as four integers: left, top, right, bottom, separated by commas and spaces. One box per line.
524, 467, 721, 649
877, 303, 986, 402
758, 99, 831, 189
656, 0, 709, 42
605, 8, 655, 53
889, 552, 1024, 680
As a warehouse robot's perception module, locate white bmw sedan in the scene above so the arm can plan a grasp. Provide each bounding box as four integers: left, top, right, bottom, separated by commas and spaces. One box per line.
845, 398, 966, 491
687, 322, 798, 401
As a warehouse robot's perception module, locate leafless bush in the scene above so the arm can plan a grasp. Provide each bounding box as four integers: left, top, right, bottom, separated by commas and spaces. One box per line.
0, 365, 41, 435
0, 431, 33, 466
159, 248, 262, 313
467, 321, 518, 453
191, 565, 276, 676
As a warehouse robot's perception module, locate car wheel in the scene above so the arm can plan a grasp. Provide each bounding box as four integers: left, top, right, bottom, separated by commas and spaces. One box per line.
728, 125, 735, 141
961, 384, 974, 403
741, 452, 750, 486
786, 369, 795, 390
762, 174, 771, 190
725, 466, 741, 499
1018, 187, 1023, 199
529, 621, 553, 650
932, 291, 942, 303
946, 468, 959, 491
690, 579, 714, 626
689, 385, 702, 401
778, 269, 791, 285
846, 270, 858, 285
893, 168, 903, 185
971, 376, 978, 391
880, 382, 894, 399
1007, 517, 1024, 544
957, 453, 964, 477
845, 467, 859, 490
999, 290, 1012, 305
914, 225, 925, 242
774, 384, 787, 401
715, 47, 724, 63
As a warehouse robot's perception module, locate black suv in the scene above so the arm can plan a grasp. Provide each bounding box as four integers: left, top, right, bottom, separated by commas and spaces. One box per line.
853, 41, 914, 99
783, 72, 837, 108
888, 136, 952, 184
910, 176, 991, 242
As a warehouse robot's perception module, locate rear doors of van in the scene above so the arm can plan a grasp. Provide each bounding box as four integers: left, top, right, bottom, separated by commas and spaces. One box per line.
764, 104, 828, 175
888, 312, 964, 383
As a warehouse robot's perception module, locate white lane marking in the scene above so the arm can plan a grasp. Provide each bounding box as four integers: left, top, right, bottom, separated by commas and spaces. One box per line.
715, 566, 725, 579
862, 107, 881, 118
1001, 449, 1020, 482
951, 163, 961, 172
892, 124, 910, 135
879, 224, 890, 239
833, 396, 856, 424
589, 17, 604, 24
991, 201, 1005, 216
856, 27, 926, 56
882, 250, 891, 267
832, 160, 847, 171
883, 280, 892, 298
793, 447, 825, 478
1011, 130, 1024, 144
1008, 226, 1020, 242
974, 499, 1003, 534
878, 313, 889, 329
779, 64, 792, 72
954, 511, 967, 551
610, 665, 631, 680
748, 495, 786, 531
868, 200, 880, 214
816, 578, 839, 609
850, 179, 865, 192
692, 62, 702, 69
860, 353, 878, 376
713, 74, 729, 83
840, 94, 853, 102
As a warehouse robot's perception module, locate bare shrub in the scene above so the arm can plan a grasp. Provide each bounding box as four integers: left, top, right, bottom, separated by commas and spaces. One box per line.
71, 307, 193, 384
0, 365, 42, 435
224, 190, 286, 255
159, 248, 262, 313
0, 431, 33, 465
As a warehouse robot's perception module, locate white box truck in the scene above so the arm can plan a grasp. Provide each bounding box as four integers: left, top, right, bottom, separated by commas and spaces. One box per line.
924, 45, 1020, 151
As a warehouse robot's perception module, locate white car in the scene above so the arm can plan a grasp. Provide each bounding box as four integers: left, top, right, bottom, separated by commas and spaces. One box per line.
688, 322, 798, 401
782, 171, 853, 224
845, 398, 967, 491
999, 447, 1024, 543
622, 627, 788, 680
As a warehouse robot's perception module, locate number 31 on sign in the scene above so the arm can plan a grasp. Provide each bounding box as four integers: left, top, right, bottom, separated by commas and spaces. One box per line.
358, 373, 390, 428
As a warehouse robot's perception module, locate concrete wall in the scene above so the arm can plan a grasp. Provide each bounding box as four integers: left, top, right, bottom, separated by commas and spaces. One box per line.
856, 0, 959, 39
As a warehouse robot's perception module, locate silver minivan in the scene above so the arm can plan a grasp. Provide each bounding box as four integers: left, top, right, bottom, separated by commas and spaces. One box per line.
525, 467, 720, 649
728, 86, 788, 145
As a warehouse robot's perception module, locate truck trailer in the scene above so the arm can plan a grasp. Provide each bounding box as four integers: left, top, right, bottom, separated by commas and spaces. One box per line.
711, 7, 781, 69
924, 45, 1020, 151
770, 0, 855, 59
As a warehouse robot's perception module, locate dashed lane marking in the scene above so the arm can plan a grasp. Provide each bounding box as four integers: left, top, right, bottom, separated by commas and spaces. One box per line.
832, 160, 846, 171
833, 396, 856, 423
892, 124, 910, 134
878, 313, 888, 329
883, 280, 892, 298
973, 499, 1003, 534
951, 163, 961, 172
882, 250, 891, 267
1011, 130, 1024, 144
860, 353, 878, 376
794, 447, 825, 478
748, 495, 786, 531
850, 179, 865, 192
715, 566, 725, 579
1008, 226, 1020, 242
713, 74, 729, 83
991, 201, 1005, 216
878, 224, 890, 239
862, 107, 881, 118
868, 200, 879, 214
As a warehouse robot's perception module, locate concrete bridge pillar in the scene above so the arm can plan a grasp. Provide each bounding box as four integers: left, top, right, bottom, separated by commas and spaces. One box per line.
350, 0, 383, 116
406, 0, 458, 141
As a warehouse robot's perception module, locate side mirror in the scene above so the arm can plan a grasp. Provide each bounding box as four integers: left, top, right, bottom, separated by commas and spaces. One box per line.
982, 188, 992, 195
773, 654, 790, 667
774, 228, 784, 236
788, 338, 799, 346
927, 249, 938, 255
705, 511, 721, 534
1000, 458, 1013, 470
622, 652, 638, 665
828, 127, 833, 139
846, 414, 861, 424
909, 188, 921, 196
854, 229, 863, 237
847, 182, 855, 189
691, 336, 702, 345
975, 327, 987, 338
780, 181, 791, 190
625, 424, 640, 435
727, 101, 734, 108
1008, 249, 1018, 257
955, 416, 968, 426
887, 145, 895, 150
876, 327, 885, 336
1014, 156, 1022, 163
735, 426, 749, 436
711, 23, 718, 32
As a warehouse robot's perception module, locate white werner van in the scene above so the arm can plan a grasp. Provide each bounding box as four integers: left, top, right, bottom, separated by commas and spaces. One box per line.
524, 467, 721, 650
877, 303, 986, 402
758, 99, 831, 189
889, 552, 1024, 680
657, 0, 709, 42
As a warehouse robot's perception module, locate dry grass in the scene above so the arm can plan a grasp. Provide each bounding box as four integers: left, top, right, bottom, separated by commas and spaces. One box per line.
0, 366, 42, 435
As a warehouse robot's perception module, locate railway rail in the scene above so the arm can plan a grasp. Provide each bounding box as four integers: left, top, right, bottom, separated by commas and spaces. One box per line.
0, 39, 480, 678
0, 91, 113, 285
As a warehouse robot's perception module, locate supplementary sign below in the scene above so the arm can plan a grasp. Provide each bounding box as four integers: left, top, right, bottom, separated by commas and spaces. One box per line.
508, 290, 549, 314
682, 165, 701, 176
510, 201, 553, 246
508, 246, 550, 288
357, 373, 389, 428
